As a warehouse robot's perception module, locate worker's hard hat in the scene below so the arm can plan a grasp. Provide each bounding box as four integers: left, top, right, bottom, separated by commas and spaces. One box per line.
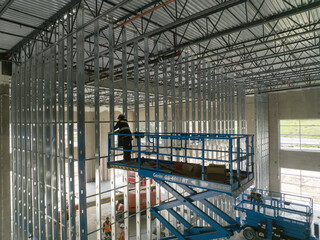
106, 217, 109, 220
118, 114, 125, 120
120, 223, 125, 228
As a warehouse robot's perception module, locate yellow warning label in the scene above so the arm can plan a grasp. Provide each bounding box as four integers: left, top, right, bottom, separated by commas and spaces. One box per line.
109, 164, 138, 172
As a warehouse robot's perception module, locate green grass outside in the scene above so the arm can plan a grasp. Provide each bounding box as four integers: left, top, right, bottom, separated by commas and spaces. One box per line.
280, 119, 320, 139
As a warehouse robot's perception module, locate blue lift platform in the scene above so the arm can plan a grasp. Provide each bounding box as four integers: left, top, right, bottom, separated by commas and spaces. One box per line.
235, 188, 319, 240
107, 132, 319, 240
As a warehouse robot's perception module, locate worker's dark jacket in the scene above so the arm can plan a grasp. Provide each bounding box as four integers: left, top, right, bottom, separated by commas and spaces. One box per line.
114, 119, 132, 135
114, 119, 132, 148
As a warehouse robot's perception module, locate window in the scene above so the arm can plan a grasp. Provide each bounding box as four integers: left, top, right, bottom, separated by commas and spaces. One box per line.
280, 119, 320, 151
281, 168, 320, 205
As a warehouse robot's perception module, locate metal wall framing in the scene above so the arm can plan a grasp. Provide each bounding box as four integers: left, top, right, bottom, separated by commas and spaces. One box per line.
255, 91, 270, 190
10, 1, 249, 239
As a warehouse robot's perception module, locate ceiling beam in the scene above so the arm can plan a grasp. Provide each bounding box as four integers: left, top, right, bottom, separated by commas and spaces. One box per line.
113, 0, 246, 49
0, 0, 14, 17
10, 0, 82, 52
156, 0, 320, 55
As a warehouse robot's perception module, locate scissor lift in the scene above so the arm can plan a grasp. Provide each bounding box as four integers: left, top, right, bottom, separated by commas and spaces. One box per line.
235, 188, 319, 240
108, 132, 254, 239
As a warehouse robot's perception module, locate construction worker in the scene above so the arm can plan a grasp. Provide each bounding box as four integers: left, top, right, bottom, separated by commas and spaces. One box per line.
119, 223, 125, 240
250, 188, 263, 211
103, 217, 111, 239
114, 114, 132, 162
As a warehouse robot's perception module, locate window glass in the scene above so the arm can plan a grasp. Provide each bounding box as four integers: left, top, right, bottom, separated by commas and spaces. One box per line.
281, 168, 320, 205
280, 119, 320, 151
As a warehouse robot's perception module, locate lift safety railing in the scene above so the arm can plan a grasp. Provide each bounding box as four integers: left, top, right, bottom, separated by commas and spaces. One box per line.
235, 188, 314, 224
108, 132, 255, 239
108, 132, 254, 196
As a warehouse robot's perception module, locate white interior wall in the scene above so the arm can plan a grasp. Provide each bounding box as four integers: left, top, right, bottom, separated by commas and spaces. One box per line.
268, 87, 320, 192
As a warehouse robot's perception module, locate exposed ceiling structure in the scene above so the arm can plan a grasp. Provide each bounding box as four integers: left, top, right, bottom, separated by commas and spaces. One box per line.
0, 0, 319, 94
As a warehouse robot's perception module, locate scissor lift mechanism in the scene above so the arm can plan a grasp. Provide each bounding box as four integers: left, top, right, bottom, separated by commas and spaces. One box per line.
108, 132, 254, 239
108, 132, 319, 240
235, 188, 319, 240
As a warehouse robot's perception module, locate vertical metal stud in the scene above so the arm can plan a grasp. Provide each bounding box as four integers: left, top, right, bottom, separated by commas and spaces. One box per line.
37, 47, 45, 240
11, 61, 18, 240
31, 52, 39, 239
50, 44, 58, 240
108, 22, 116, 240
122, 27, 129, 240
191, 59, 195, 133
58, 21, 67, 240
154, 42, 161, 240
178, 57, 183, 133
17, 62, 22, 240
162, 60, 170, 237
21, 57, 28, 240
231, 79, 235, 134
221, 69, 225, 134
67, 13, 76, 240
144, 37, 152, 240
163, 60, 168, 134
133, 40, 141, 240
94, 20, 101, 240
170, 57, 177, 230
76, 5, 88, 239
185, 53, 189, 133
171, 58, 176, 133
26, 55, 33, 238
154, 47, 159, 133
212, 68, 216, 133
202, 62, 207, 133
44, 48, 52, 240
197, 62, 202, 133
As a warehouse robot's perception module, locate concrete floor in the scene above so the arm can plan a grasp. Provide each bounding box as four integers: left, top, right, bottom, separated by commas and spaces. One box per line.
84, 180, 320, 240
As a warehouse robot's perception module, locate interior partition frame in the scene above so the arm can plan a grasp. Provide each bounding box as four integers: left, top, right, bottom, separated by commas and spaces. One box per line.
10, 2, 247, 239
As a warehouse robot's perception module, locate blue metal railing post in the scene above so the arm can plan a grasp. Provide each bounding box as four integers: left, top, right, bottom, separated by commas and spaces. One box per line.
229, 138, 233, 186
156, 137, 159, 171
237, 137, 241, 187
246, 136, 249, 178
170, 136, 173, 162
251, 135, 254, 180
184, 138, 187, 163
138, 136, 141, 169
108, 134, 111, 164
202, 138, 205, 181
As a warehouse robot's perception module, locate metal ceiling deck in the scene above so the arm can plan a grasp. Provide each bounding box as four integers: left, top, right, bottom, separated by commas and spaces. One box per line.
0, 0, 319, 92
